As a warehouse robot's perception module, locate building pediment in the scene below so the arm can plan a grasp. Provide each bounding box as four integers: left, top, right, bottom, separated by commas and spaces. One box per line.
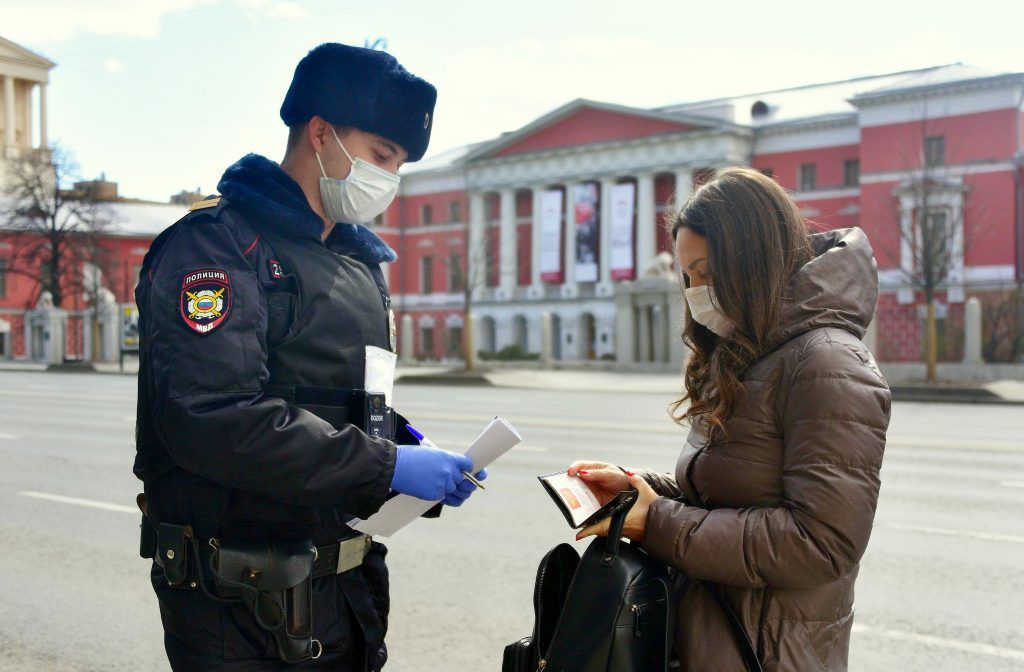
466, 99, 723, 161
0, 35, 56, 75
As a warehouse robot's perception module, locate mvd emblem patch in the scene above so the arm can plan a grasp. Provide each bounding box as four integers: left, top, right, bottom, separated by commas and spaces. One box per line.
180, 269, 231, 334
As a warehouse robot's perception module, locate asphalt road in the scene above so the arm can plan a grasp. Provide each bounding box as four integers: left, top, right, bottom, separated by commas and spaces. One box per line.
0, 370, 1022, 671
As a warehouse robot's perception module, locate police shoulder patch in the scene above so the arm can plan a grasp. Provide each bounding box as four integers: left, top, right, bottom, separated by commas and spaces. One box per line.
180, 269, 232, 334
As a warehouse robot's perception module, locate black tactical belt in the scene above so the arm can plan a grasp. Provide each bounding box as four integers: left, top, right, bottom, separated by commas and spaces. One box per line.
311, 533, 374, 577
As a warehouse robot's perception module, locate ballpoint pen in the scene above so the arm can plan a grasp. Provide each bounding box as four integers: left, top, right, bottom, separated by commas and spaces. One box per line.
405, 424, 486, 490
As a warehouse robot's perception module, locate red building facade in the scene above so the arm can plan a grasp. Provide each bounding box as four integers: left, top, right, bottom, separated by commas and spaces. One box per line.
379, 65, 1024, 366
3, 65, 1021, 367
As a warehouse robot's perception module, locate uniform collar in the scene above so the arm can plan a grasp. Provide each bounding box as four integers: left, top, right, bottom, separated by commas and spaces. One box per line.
217, 153, 397, 264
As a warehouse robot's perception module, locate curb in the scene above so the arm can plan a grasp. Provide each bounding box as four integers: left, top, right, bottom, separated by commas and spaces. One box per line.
396, 372, 493, 386
890, 385, 1024, 406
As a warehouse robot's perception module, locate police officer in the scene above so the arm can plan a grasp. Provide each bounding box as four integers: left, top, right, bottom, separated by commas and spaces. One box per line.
134, 43, 485, 670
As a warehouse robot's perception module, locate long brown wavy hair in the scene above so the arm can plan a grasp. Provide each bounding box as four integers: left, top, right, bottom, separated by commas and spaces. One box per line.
669, 167, 813, 434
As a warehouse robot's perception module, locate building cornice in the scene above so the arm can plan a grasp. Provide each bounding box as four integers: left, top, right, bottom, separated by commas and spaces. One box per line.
850, 73, 1024, 107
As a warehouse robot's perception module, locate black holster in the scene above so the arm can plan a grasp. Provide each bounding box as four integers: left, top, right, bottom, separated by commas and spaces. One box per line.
210, 539, 319, 664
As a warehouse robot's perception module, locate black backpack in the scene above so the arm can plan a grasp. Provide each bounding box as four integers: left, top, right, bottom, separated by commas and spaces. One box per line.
503, 498, 672, 671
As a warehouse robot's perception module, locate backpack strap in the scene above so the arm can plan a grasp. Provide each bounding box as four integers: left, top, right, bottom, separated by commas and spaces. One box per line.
699, 581, 764, 672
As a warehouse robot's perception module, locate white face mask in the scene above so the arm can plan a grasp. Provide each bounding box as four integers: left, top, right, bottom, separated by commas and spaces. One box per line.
685, 285, 735, 338
315, 126, 400, 224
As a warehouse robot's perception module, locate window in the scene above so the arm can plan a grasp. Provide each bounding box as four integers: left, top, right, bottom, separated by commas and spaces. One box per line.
449, 201, 462, 223
0, 260, 7, 298
920, 210, 949, 269
446, 327, 463, 358
448, 252, 464, 292
421, 204, 433, 225
421, 256, 434, 294
924, 136, 945, 167
843, 159, 860, 187
421, 327, 435, 358
799, 164, 817, 191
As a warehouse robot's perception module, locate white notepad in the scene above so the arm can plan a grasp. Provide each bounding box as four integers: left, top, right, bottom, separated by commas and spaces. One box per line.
351, 417, 522, 537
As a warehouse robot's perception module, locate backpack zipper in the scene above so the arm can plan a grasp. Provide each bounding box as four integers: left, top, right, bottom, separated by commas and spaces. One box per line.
536, 553, 586, 671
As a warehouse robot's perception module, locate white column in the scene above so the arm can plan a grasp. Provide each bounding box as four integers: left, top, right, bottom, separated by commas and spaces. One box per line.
598, 177, 616, 290
24, 83, 33, 151
897, 201, 914, 304
963, 296, 983, 364
498, 188, 517, 298
3, 75, 15, 150
539, 312, 554, 367
468, 191, 486, 301
38, 82, 48, 148
562, 182, 578, 297
674, 168, 693, 212
530, 186, 545, 296
400, 314, 415, 362
635, 173, 656, 278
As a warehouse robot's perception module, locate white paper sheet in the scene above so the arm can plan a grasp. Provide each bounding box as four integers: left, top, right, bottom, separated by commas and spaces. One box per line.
350, 418, 522, 537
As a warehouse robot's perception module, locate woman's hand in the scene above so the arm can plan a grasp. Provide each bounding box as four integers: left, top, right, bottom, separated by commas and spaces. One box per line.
567, 461, 637, 507
575, 473, 658, 543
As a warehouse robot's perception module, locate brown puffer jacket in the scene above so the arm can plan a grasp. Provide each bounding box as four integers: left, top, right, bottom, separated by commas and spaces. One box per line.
642, 227, 891, 672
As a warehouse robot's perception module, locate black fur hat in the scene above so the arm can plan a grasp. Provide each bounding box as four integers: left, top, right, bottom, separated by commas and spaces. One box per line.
280, 43, 437, 162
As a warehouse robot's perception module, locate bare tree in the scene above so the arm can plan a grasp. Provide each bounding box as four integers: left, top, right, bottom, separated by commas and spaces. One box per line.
885, 112, 992, 382
442, 217, 497, 370
2, 144, 114, 352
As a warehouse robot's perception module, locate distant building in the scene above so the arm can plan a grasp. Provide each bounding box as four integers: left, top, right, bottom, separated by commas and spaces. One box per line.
0, 34, 53, 187
379, 64, 1024, 367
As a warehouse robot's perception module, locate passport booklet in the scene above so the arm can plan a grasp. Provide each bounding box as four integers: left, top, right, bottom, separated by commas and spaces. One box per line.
537, 471, 639, 529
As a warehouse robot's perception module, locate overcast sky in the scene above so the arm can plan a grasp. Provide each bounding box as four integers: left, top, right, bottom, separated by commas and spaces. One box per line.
4, 0, 1022, 202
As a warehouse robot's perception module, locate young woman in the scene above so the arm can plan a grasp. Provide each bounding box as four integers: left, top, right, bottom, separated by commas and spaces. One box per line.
569, 166, 890, 672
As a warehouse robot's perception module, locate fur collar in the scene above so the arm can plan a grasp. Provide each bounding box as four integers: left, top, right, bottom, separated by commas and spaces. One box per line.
216, 153, 397, 264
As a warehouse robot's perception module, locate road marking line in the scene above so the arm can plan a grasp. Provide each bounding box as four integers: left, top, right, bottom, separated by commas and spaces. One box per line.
885, 523, 1024, 545
20, 491, 136, 514
1000, 481, 1024, 489
853, 624, 1024, 661
411, 411, 680, 435
0, 433, 17, 439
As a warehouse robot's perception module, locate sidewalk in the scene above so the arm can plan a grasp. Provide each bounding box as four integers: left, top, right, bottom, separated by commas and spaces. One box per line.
397, 366, 1024, 403
3, 359, 1022, 403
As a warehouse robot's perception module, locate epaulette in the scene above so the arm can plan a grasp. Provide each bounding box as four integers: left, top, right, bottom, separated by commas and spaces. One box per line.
188, 196, 221, 211
182, 195, 230, 221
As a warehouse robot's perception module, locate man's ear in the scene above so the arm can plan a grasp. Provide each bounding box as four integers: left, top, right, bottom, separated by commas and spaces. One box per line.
307, 116, 329, 153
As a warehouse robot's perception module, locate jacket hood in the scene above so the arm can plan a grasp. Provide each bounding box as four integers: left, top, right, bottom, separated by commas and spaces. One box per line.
765, 227, 878, 350
216, 153, 397, 264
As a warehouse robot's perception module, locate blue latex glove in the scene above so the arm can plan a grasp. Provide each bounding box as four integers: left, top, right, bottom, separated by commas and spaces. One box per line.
442, 468, 488, 507
391, 444, 473, 501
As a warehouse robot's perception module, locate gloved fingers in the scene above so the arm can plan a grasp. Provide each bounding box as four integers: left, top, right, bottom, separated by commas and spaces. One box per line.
442, 490, 470, 507
456, 478, 477, 494
475, 468, 488, 481
443, 469, 458, 495
449, 451, 473, 473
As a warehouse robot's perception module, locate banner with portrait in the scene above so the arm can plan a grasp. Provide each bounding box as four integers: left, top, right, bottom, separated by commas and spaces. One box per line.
539, 189, 564, 283
609, 182, 636, 280
573, 183, 599, 282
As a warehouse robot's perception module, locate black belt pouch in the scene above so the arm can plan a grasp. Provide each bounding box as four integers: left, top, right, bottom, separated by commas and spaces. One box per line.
212, 539, 317, 663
